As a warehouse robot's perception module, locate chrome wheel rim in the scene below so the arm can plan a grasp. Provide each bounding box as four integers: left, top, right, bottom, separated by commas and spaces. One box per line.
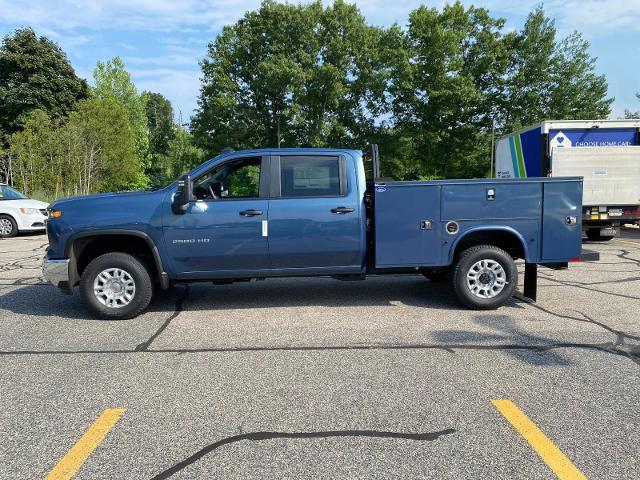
0, 218, 13, 236
93, 268, 136, 308
466, 259, 507, 299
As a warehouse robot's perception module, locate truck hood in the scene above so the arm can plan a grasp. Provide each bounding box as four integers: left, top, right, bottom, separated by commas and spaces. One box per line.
51, 189, 161, 209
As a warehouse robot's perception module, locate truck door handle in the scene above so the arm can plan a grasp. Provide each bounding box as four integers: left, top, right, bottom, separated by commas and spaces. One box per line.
331, 207, 354, 214
239, 209, 263, 217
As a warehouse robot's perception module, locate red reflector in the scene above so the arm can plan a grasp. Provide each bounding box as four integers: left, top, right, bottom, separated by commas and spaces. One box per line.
569, 257, 581, 262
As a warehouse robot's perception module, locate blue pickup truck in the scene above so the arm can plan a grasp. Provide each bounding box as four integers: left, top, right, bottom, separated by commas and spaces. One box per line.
43, 146, 594, 319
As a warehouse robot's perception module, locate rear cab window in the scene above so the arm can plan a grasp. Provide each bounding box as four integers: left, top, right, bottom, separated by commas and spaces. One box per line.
279, 156, 344, 198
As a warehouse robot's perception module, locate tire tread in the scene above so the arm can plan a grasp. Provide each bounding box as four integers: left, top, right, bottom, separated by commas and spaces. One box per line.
80, 252, 153, 319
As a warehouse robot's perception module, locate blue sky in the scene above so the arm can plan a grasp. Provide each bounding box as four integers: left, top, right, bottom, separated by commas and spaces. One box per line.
1, 0, 639, 121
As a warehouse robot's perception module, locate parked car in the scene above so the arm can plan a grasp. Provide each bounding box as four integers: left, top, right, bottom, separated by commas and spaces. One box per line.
0, 184, 49, 238
43, 146, 597, 319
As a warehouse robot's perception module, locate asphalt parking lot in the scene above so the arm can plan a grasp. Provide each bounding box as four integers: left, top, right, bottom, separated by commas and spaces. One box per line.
1, 230, 639, 479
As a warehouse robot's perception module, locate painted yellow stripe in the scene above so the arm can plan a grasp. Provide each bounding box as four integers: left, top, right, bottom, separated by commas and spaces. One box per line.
45, 408, 126, 480
492, 400, 586, 480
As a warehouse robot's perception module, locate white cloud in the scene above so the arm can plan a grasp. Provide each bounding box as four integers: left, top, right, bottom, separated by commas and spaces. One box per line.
0, 0, 261, 32
129, 67, 202, 119
453, 0, 640, 37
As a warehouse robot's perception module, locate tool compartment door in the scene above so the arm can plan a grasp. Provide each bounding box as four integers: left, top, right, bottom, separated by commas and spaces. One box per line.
541, 180, 583, 261
374, 183, 441, 267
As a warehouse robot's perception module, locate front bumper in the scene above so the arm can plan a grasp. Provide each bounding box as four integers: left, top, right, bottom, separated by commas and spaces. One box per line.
18, 212, 48, 230
42, 256, 70, 291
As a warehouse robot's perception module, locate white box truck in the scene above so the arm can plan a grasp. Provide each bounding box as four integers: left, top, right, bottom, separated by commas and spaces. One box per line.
495, 120, 640, 240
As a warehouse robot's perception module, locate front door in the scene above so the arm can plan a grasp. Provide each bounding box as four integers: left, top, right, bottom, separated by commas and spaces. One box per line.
267, 154, 362, 271
163, 155, 270, 278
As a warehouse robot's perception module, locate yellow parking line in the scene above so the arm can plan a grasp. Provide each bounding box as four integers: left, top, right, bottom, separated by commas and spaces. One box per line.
45, 408, 126, 480
492, 400, 586, 480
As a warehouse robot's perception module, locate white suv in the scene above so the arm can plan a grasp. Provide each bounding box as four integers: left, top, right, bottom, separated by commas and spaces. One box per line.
0, 184, 49, 238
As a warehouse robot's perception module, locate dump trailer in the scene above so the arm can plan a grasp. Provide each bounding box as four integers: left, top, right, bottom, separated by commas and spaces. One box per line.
495, 120, 640, 240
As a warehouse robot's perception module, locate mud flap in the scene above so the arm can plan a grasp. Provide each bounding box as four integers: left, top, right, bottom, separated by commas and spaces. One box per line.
523, 263, 537, 302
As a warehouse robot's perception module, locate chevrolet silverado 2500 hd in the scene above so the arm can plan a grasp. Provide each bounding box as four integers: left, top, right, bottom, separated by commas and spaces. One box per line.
43, 146, 596, 319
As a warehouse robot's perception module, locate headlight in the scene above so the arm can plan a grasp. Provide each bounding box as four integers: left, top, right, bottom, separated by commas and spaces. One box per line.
49, 209, 62, 219
19, 208, 39, 215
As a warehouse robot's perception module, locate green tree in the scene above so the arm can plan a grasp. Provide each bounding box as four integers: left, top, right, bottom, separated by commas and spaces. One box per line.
192, 0, 388, 156
6, 109, 62, 195
625, 93, 640, 119
166, 128, 206, 181
93, 57, 150, 184
66, 98, 146, 194
142, 91, 176, 187
388, 2, 510, 178
504, 6, 612, 128
0, 28, 89, 135
6, 100, 146, 198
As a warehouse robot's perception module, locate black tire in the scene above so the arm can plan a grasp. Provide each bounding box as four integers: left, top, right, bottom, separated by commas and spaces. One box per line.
422, 269, 449, 282
450, 244, 517, 310
586, 229, 613, 241
0, 214, 18, 238
80, 252, 153, 320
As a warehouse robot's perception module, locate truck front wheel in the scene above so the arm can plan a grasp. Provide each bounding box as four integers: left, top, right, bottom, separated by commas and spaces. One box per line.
450, 245, 517, 310
80, 252, 153, 319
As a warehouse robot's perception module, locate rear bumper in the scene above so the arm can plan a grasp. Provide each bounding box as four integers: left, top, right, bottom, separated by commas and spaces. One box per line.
42, 256, 71, 292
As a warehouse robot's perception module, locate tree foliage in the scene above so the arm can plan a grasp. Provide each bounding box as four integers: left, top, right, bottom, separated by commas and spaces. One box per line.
625, 93, 640, 119
93, 57, 150, 183
142, 91, 178, 187
504, 7, 612, 129
192, 0, 389, 155
0, 2, 622, 200
387, 2, 511, 178
5, 100, 144, 199
0, 28, 89, 136
193, 1, 613, 180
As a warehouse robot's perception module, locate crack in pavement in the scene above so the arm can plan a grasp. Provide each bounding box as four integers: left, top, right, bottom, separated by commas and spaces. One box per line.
514, 294, 640, 365
537, 272, 640, 300
135, 285, 189, 352
0, 341, 636, 365
149, 428, 457, 479
616, 248, 640, 267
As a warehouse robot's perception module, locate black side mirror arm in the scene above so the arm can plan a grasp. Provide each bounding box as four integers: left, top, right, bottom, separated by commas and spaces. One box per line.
172, 174, 193, 214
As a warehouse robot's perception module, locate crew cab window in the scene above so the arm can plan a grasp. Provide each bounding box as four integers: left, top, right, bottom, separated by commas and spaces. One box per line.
280, 156, 341, 197
193, 157, 261, 200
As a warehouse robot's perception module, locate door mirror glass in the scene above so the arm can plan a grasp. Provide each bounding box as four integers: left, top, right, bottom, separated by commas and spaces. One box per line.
172, 174, 193, 214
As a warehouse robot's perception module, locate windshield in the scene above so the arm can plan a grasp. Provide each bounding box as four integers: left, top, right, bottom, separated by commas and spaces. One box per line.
0, 185, 28, 200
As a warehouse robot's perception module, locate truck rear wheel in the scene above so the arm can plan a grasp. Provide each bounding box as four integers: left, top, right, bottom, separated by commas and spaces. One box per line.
450, 245, 517, 310
80, 252, 153, 320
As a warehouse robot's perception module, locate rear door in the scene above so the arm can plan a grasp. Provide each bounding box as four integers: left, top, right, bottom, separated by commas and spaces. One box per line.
541, 180, 583, 261
266, 154, 362, 271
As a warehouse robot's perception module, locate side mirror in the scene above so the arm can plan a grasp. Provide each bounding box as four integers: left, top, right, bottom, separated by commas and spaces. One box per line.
172, 174, 193, 214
